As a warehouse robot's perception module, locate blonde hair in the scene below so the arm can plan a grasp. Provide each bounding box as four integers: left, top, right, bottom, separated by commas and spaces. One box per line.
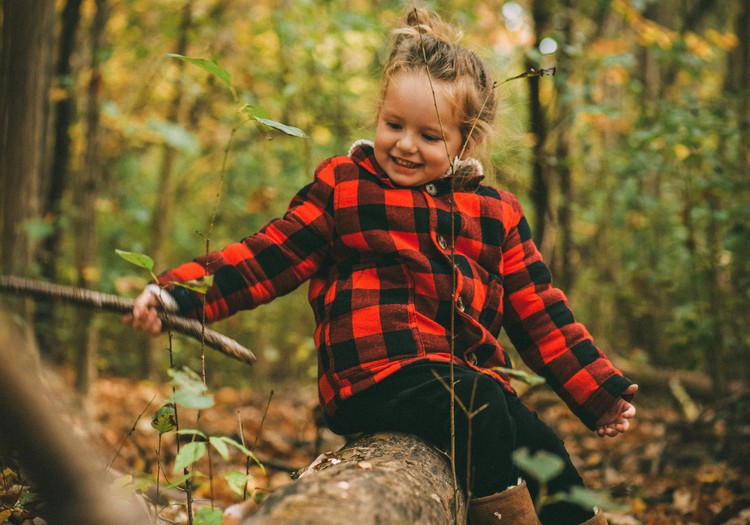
380, 7, 496, 162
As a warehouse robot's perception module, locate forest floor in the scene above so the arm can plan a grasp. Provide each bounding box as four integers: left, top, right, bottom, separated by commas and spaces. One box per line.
2, 369, 749, 525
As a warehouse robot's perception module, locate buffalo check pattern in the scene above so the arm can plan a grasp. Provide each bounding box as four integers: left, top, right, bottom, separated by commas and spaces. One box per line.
158, 141, 632, 429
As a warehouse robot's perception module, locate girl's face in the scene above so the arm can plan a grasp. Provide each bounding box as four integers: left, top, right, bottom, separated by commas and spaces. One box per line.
374, 71, 464, 187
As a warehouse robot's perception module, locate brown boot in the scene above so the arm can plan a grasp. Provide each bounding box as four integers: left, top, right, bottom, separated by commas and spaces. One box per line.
468, 480, 541, 524
580, 509, 607, 524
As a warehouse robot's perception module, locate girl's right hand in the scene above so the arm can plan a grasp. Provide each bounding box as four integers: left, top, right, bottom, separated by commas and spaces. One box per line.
595, 383, 638, 437
122, 288, 163, 336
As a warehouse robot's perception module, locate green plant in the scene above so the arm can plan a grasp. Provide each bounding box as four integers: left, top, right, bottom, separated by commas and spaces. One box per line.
513, 448, 626, 514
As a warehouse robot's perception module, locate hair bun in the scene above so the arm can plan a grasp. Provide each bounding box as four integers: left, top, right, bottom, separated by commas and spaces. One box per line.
404, 7, 462, 44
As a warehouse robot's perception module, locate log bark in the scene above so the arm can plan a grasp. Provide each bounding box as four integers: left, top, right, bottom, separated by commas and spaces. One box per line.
242, 432, 466, 525
0, 307, 153, 525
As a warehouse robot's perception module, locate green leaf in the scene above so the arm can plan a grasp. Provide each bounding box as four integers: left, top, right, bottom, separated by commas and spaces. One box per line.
146, 119, 200, 155
115, 249, 155, 272
253, 116, 307, 137
216, 436, 265, 474
209, 436, 230, 460
113, 474, 133, 488
222, 470, 254, 497
239, 104, 271, 120
216, 436, 253, 458
171, 275, 214, 294
513, 448, 565, 484
177, 428, 207, 439
166, 54, 235, 97
169, 368, 215, 409
163, 471, 194, 490
170, 366, 203, 388
174, 441, 207, 473
114, 473, 154, 493
194, 506, 224, 525
151, 403, 176, 434
24, 219, 55, 241
560, 486, 627, 512
173, 389, 214, 410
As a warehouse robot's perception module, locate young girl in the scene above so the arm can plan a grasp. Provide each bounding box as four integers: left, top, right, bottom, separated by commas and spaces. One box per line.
127, 8, 637, 524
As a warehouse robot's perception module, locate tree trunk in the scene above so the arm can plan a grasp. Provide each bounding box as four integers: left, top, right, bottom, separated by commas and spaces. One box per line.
72, 0, 109, 399
0, 0, 55, 361
35, 0, 84, 362
0, 0, 53, 276
726, 0, 750, 383
141, 0, 194, 380
242, 432, 466, 525
738, 0, 750, 181
527, 0, 554, 254
552, 1, 575, 291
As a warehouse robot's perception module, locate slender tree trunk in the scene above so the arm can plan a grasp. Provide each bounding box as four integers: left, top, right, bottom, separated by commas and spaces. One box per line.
527, 0, 554, 253
141, 0, 194, 380
73, 0, 110, 400
552, 2, 575, 291
0, 0, 53, 275
727, 0, 750, 382
737, 0, 750, 180
703, 189, 727, 395
35, 0, 85, 362
738, 0, 750, 384
0, 0, 55, 360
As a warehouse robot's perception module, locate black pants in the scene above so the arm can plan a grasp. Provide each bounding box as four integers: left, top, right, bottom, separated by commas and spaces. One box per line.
326, 362, 594, 525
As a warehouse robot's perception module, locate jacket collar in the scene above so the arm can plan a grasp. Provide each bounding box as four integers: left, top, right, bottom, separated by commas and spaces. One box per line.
347, 139, 485, 193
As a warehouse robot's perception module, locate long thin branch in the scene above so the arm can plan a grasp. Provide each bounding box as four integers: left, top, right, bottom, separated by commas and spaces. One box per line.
0, 275, 256, 365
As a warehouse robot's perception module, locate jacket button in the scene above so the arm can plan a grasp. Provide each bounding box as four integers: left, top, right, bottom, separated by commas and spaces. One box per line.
456, 296, 465, 312
437, 235, 448, 250
425, 183, 438, 195
466, 352, 477, 365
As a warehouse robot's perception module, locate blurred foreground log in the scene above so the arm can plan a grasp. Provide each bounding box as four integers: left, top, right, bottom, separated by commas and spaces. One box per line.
0, 308, 153, 525
242, 432, 466, 525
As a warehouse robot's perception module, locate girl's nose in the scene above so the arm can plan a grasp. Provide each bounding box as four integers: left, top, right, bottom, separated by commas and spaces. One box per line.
396, 133, 417, 153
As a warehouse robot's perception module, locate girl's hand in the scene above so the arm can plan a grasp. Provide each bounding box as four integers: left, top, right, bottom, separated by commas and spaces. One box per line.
122, 288, 163, 337
595, 384, 639, 438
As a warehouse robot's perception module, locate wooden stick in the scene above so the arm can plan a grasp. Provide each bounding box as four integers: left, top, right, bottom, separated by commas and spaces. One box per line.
0, 275, 256, 365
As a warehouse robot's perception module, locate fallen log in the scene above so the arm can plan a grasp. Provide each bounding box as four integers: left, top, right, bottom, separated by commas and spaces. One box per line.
241, 432, 466, 525
0, 306, 153, 525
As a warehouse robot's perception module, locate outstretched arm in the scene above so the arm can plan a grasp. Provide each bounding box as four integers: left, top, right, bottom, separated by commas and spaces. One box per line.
595, 384, 639, 437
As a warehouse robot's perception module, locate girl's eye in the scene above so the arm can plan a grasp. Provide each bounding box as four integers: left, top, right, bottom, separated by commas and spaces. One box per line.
422, 133, 441, 143
386, 122, 402, 130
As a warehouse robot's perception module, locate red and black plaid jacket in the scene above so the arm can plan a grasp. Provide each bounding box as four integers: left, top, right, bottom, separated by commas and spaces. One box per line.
158, 141, 632, 429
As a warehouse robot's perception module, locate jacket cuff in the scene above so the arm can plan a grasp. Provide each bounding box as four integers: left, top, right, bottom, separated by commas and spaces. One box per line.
144, 284, 179, 312
577, 374, 635, 430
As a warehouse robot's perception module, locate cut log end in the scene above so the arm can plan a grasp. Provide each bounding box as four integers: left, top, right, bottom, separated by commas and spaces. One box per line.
242, 432, 466, 525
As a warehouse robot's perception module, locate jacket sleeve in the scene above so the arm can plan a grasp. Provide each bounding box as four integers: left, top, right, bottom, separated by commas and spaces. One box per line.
156, 158, 337, 323
500, 194, 633, 429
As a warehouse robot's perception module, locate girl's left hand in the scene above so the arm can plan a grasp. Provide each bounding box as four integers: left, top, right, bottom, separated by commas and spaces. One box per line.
595, 384, 639, 437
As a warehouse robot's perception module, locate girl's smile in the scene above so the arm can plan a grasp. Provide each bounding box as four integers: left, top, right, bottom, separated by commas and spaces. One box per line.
374, 71, 464, 187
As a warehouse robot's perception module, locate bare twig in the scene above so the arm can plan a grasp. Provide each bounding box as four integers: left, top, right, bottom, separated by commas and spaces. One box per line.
239, 389, 274, 500
106, 394, 157, 472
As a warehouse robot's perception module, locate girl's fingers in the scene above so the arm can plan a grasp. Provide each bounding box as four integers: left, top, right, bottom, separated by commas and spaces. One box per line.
124, 292, 164, 336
